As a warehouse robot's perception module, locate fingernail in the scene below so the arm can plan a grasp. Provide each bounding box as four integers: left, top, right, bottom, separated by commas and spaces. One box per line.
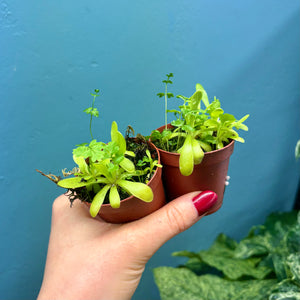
192, 191, 218, 216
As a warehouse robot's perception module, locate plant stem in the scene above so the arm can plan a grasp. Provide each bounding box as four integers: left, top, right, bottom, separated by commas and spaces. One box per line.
90, 94, 96, 140
165, 83, 168, 130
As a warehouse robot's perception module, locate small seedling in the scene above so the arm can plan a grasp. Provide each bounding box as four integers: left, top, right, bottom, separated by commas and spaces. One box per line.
136, 150, 162, 182
84, 89, 100, 139
157, 73, 174, 130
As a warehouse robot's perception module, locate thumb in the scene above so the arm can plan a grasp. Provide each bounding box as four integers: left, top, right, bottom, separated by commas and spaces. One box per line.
127, 190, 218, 259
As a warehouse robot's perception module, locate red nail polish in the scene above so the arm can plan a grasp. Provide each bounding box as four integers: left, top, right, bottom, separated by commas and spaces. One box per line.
192, 191, 218, 216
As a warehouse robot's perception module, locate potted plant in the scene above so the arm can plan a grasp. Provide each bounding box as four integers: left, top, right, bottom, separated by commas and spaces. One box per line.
154, 210, 300, 300
37, 89, 166, 223
150, 74, 249, 202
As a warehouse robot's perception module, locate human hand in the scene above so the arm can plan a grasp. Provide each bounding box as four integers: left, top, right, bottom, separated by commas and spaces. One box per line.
38, 190, 219, 300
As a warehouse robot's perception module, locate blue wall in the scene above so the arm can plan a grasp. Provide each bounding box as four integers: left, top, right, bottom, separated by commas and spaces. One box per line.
1, 1, 299, 299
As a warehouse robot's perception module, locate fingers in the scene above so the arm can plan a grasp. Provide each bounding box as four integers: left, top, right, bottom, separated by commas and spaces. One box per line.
52, 194, 90, 219
125, 191, 218, 260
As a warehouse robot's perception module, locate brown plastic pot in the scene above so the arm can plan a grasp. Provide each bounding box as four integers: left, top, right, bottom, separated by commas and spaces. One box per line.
87, 141, 166, 223
155, 124, 235, 203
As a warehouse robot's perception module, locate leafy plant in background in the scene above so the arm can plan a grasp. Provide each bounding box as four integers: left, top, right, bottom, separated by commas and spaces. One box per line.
151, 74, 249, 176
37, 90, 161, 217
154, 210, 300, 300
296, 140, 300, 160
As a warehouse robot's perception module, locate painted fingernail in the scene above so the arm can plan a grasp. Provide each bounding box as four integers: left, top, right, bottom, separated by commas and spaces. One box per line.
192, 191, 218, 216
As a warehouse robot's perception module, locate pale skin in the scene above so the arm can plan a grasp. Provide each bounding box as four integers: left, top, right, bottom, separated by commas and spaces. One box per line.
38, 191, 221, 300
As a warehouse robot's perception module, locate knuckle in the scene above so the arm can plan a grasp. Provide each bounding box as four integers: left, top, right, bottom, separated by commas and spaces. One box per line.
52, 194, 68, 214
166, 205, 188, 234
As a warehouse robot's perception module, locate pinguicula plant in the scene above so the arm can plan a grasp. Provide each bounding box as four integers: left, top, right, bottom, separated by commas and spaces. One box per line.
37, 90, 161, 217
151, 74, 249, 176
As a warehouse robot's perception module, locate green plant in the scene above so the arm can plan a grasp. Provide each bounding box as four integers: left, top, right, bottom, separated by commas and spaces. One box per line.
37, 90, 161, 217
57, 121, 154, 217
136, 149, 162, 182
296, 140, 300, 160
151, 75, 249, 176
157, 73, 174, 130
154, 210, 300, 300
84, 89, 100, 140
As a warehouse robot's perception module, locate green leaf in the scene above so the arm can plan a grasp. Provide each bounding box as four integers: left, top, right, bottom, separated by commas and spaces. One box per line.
73, 155, 89, 174
90, 185, 110, 217
182, 125, 195, 133
117, 179, 153, 202
125, 150, 135, 157
179, 135, 194, 176
192, 139, 204, 165
161, 129, 172, 139
171, 119, 184, 127
269, 279, 300, 300
157, 92, 165, 98
204, 119, 219, 128
73, 145, 91, 158
234, 234, 269, 259
172, 250, 202, 259
90, 108, 99, 117
195, 83, 209, 107
190, 233, 273, 280
167, 109, 181, 114
296, 140, 300, 160
119, 157, 135, 173
167, 92, 174, 98
286, 222, 300, 254
287, 253, 300, 285
198, 250, 272, 280
111, 121, 126, 154
90, 160, 111, 179
206, 98, 221, 115
198, 140, 212, 152
210, 108, 224, 119
150, 130, 163, 145
57, 177, 93, 189
232, 136, 245, 143
162, 80, 173, 84
233, 114, 249, 131
189, 90, 203, 110
83, 107, 92, 114
109, 185, 120, 208
220, 113, 236, 123
176, 95, 189, 102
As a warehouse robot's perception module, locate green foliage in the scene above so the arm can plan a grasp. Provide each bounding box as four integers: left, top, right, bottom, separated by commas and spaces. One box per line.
151, 75, 249, 176
154, 211, 300, 300
136, 150, 162, 182
296, 140, 300, 160
58, 121, 156, 217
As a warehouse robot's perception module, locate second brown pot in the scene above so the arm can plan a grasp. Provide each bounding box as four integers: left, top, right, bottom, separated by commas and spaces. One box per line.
155, 124, 235, 203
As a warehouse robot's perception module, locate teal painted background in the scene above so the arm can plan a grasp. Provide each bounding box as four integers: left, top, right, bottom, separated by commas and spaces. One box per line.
1, 1, 299, 299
